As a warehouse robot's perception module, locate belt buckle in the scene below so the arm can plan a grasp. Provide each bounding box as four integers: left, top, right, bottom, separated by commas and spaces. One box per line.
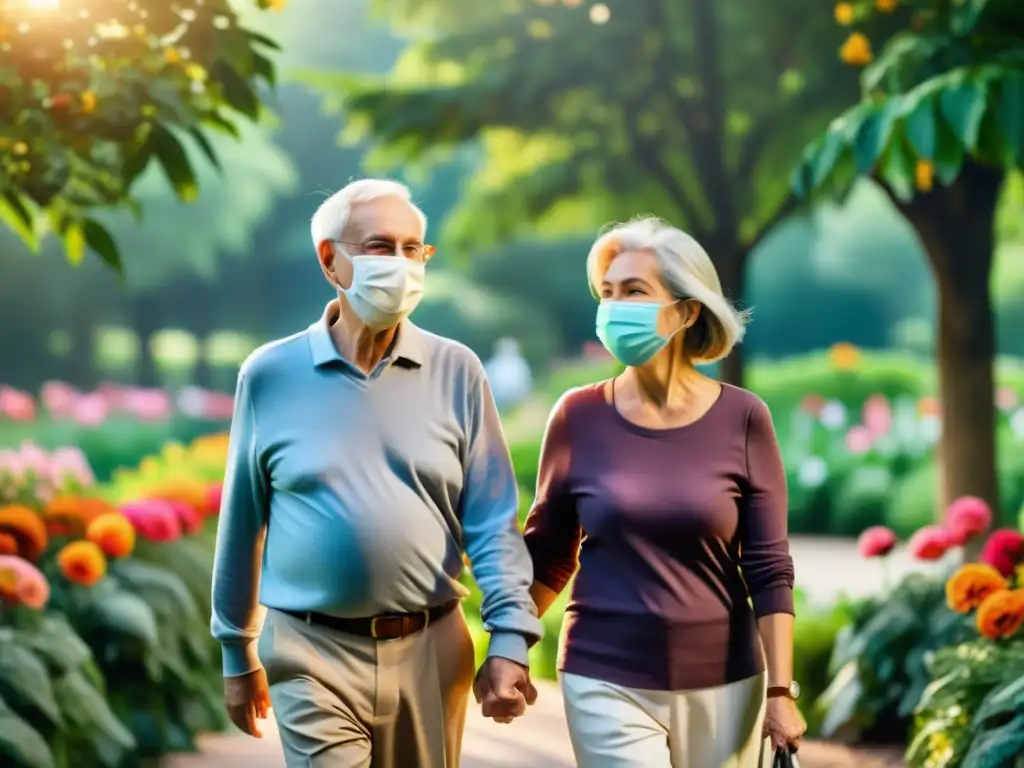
370, 615, 385, 639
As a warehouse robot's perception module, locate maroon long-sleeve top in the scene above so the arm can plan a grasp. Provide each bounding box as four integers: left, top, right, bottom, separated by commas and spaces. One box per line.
523, 382, 795, 692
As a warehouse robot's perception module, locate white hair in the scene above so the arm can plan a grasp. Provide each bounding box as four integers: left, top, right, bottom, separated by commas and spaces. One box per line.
585, 216, 748, 363
309, 178, 427, 248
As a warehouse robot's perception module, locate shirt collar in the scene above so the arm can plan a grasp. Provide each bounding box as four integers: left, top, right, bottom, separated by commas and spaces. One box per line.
307, 300, 425, 369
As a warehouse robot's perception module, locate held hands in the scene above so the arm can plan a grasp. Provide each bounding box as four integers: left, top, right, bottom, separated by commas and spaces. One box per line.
763, 696, 806, 752
224, 667, 272, 738
473, 656, 538, 724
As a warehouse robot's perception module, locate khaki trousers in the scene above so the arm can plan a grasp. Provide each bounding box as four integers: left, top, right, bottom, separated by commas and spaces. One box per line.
258, 606, 476, 768
561, 671, 771, 768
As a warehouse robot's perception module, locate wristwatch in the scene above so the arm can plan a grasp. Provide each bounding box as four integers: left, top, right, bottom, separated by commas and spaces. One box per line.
766, 681, 801, 701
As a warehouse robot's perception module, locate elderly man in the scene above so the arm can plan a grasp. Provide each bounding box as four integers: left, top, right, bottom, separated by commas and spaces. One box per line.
211, 178, 543, 767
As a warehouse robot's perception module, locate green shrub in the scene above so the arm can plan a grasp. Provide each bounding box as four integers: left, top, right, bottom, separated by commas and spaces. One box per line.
813, 572, 974, 745
793, 591, 855, 735
906, 638, 1024, 768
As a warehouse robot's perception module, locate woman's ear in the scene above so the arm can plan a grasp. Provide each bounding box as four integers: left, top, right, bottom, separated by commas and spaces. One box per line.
680, 300, 702, 329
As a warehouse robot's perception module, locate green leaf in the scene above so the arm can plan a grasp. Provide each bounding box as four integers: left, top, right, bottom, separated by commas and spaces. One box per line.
962, 714, 1024, 768
63, 220, 86, 265
902, 93, 938, 161
996, 70, 1024, 165
14, 614, 92, 674
934, 119, 966, 186
0, 695, 55, 768
53, 670, 136, 766
203, 112, 241, 138
939, 75, 989, 153
810, 130, 846, 189
86, 589, 160, 647
111, 560, 202, 623
0, 190, 38, 250
853, 100, 900, 174
253, 51, 276, 87
150, 125, 198, 203
0, 637, 62, 727
187, 127, 222, 172
950, 0, 991, 35
972, 674, 1024, 728
247, 29, 282, 51
212, 61, 261, 120
83, 219, 123, 274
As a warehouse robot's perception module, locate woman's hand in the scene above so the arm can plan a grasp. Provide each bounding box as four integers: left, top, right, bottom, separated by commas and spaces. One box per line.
763, 696, 806, 752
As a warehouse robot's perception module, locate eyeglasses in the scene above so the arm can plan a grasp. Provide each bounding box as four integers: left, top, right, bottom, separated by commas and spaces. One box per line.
334, 239, 435, 263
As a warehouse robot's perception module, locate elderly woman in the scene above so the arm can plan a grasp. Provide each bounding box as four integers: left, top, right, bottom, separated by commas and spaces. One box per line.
523, 217, 805, 767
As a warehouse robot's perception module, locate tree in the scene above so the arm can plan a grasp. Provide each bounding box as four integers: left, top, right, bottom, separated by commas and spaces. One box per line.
331, 0, 884, 384
0, 0, 284, 272
792, 0, 1024, 515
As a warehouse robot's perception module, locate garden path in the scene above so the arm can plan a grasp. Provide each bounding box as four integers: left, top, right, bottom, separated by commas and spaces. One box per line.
165, 537, 921, 767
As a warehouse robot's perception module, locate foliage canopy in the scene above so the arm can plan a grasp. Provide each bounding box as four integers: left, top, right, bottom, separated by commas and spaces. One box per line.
0, 0, 283, 272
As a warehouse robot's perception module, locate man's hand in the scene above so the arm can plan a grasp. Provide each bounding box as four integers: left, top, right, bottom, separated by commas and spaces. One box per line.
473, 657, 538, 724
224, 667, 272, 738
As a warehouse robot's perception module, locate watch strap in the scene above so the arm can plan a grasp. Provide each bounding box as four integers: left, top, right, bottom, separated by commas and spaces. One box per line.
766, 685, 794, 699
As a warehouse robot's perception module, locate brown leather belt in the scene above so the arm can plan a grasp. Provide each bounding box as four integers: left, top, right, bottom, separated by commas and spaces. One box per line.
282, 599, 460, 640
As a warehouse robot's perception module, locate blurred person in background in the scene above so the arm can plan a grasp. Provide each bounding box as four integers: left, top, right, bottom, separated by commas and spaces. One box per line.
211, 178, 542, 767
523, 217, 805, 767
484, 336, 533, 413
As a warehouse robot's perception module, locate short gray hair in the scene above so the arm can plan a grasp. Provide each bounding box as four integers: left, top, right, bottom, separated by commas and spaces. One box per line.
309, 178, 427, 249
585, 216, 748, 363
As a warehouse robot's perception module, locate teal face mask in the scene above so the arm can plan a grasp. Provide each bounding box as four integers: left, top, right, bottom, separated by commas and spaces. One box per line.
596, 301, 676, 367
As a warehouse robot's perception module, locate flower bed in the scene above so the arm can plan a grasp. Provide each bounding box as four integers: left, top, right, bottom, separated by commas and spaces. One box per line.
0, 437, 228, 767
811, 496, 1024, 765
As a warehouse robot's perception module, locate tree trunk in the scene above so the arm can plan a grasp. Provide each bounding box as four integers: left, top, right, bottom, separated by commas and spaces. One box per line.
894, 160, 1004, 517
716, 246, 749, 386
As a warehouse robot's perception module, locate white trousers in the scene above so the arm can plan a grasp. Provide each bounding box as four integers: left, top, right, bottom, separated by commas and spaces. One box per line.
561, 671, 771, 768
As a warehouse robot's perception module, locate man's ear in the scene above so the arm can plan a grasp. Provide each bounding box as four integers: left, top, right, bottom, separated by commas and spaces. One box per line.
317, 240, 336, 280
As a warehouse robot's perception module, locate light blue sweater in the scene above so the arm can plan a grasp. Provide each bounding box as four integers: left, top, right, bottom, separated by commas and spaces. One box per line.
211, 304, 542, 676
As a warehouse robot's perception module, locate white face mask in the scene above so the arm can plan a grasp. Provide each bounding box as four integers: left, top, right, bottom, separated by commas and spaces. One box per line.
336, 252, 426, 330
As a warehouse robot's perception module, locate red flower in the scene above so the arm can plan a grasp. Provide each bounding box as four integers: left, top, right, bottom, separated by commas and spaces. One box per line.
858, 526, 898, 558
980, 529, 1024, 578
203, 483, 223, 516
908, 525, 953, 561
944, 496, 993, 546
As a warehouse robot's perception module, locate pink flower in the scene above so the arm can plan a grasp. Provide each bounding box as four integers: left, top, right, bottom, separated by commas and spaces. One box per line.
844, 425, 873, 454
979, 529, 1024, 578
862, 395, 892, 437
0, 387, 36, 422
122, 389, 171, 422
71, 392, 110, 428
51, 447, 96, 488
40, 381, 80, 419
0, 555, 51, 609
203, 483, 223, 516
996, 387, 1019, 412
858, 526, 898, 558
158, 499, 203, 535
120, 500, 182, 542
944, 496, 993, 546
908, 525, 953, 561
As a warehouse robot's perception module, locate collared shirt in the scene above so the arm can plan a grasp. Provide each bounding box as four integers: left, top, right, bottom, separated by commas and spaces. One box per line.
211, 301, 542, 676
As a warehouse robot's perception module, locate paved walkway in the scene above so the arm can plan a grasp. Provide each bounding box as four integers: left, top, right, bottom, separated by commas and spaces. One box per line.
165, 538, 919, 767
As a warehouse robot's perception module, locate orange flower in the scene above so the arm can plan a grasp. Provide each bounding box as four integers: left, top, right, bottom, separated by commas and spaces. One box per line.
86, 513, 136, 559
43, 496, 90, 538
915, 160, 934, 192
976, 588, 1024, 640
829, 342, 862, 371
164, 47, 181, 64
946, 563, 1008, 613
840, 32, 873, 66
0, 505, 48, 562
918, 395, 941, 417
0, 567, 17, 603
834, 3, 854, 25
0, 533, 18, 556
56, 541, 107, 587
875, 0, 898, 11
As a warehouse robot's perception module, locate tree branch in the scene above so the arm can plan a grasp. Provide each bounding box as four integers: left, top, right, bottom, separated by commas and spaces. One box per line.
628, 128, 708, 238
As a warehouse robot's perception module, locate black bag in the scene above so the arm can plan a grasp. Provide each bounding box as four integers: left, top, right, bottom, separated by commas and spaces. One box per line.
773, 746, 800, 768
